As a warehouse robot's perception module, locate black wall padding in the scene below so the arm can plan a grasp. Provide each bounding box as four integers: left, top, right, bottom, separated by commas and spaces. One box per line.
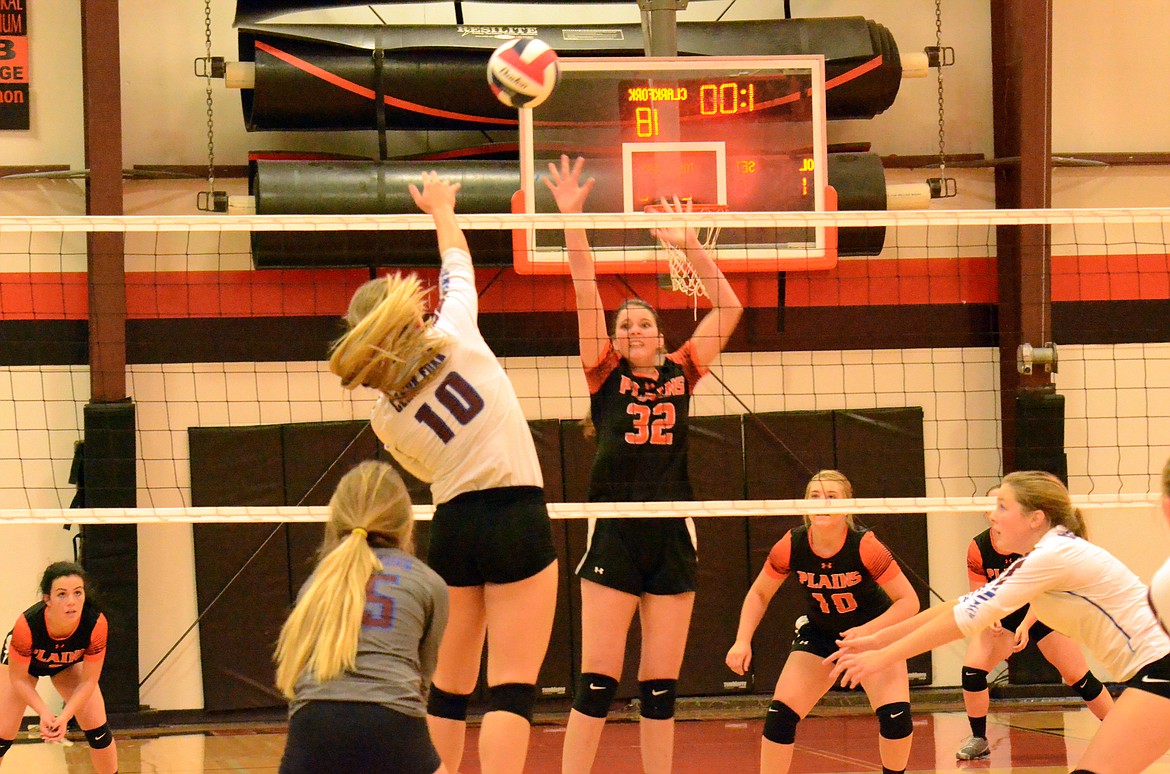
527, 418, 575, 699
190, 425, 289, 710
681, 415, 750, 696
833, 407, 931, 685
189, 404, 932, 704
238, 18, 900, 130
79, 401, 139, 713
1013, 391, 1067, 482
1006, 393, 1065, 685
249, 154, 888, 269
743, 410, 835, 692
282, 420, 377, 592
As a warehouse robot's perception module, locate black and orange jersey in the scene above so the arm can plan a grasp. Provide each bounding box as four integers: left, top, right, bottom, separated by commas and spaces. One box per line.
765, 525, 902, 636
5, 600, 107, 678
584, 340, 707, 503
967, 528, 1023, 587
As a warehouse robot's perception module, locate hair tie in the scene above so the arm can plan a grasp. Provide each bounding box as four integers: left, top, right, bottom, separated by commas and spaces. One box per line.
351, 528, 368, 541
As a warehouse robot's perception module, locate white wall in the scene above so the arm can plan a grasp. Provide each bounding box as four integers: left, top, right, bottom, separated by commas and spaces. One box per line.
1, 1, 1170, 710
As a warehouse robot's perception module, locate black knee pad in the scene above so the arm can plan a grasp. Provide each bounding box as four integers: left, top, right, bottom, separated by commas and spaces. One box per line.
961, 666, 989, 693
488, 682, 536, 723
427, 685, 472, 721
83, 723, 114, 750
762, 700, 800, 745
875, 702, 913, 740
638, 679, 677, 721
573, 672, 618, 719
0, 737, 11, 757
1071, 670, 1105, 702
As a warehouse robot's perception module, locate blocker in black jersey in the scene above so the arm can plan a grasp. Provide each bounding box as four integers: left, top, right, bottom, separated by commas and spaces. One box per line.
585, 340, 705, 503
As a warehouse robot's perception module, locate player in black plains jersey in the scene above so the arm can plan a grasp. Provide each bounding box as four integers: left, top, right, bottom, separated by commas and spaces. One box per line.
546, 156, 743, 774
726, 471, 919, 774
955, 487, 1112, 760
0, 562, 116, 773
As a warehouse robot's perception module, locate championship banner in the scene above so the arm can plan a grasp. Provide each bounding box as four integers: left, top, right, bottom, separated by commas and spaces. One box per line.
0, 0, 28, 130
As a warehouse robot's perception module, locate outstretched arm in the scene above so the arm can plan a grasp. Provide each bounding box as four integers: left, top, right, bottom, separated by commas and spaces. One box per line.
544, 155, 608, 365
409, 171, 470, 256
830, 601, 961, 687
842, 571, 920, 639
652, 197, 743, 366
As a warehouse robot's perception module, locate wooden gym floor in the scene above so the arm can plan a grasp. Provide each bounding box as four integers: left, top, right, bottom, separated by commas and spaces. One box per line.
6, 698, 1170, 773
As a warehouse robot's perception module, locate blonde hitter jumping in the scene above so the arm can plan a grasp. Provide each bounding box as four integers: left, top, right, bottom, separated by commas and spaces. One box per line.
330, 172, 558, 774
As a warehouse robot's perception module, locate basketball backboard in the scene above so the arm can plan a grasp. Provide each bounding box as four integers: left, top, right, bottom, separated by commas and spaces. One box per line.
514, 55, 835, 274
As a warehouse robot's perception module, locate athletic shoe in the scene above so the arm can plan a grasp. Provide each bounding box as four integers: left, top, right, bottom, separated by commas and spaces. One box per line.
956, 735, 990, 760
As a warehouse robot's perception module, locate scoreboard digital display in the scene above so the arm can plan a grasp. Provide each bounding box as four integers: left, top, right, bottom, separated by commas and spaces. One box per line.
518, 56, 831, 274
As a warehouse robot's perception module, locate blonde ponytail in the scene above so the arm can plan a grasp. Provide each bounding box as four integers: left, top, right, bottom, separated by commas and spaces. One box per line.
274, 461, 415, 699
329, 275, 449, 402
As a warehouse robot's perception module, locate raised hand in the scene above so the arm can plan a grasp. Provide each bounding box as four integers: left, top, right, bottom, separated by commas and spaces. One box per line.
543, 154, 596, 214
409, 171, 461, 214
649, 195, 696, 249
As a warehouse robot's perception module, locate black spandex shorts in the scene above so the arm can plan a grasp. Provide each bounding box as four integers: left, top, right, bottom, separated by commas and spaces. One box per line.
1000, 604, 1054, 642
576, 517, 697, 596
428, 485, 556, 587
789, 617, 841, 660
280, 701, 440, 774
1124, 652, 1170, 700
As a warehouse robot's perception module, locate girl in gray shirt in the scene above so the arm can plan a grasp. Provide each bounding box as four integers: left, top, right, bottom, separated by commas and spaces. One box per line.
275, 461, 449, 774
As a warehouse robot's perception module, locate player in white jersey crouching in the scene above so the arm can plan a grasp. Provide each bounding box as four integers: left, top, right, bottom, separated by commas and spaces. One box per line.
830, 470, 1170, 774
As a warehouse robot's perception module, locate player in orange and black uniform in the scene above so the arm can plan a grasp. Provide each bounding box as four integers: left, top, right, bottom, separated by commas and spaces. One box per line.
727, 471, 920, 774
0, 561, 116, 773
955, 488, 1112, 760
547, 155, 742, 774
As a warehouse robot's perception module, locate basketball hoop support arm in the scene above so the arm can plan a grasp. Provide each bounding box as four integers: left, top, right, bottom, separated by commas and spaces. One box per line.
638, 0, 688, 57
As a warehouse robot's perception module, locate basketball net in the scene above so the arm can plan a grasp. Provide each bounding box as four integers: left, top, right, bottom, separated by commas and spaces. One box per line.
645, 203, 726, 311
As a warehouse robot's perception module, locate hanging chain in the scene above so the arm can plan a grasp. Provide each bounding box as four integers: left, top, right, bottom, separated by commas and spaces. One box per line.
934, 0, 946, 176
203, 0, 216, 196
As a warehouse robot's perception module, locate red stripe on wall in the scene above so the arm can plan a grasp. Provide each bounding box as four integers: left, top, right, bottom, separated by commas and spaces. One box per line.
1, 254, 1167, 321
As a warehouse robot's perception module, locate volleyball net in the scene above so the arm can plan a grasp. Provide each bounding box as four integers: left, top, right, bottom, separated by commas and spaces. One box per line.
1, 206, 1169, 520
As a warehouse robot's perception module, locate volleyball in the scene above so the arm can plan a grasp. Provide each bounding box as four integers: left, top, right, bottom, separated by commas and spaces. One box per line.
486, 37, 560, 109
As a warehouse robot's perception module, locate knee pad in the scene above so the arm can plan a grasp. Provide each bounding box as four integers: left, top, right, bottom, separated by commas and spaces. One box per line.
427, 685, 472, 721
961, 666, 989, 693
1071, 671, 1105, 702
875, 702, 913, 740
638, 679, 677, 721
762, 700, 801, 745
83, 723, 114, 750
0, 737, 11, 757
573, 673, 618, 719
488, 683, 536, 723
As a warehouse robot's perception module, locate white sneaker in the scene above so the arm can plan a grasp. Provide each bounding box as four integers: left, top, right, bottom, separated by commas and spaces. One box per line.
956, 735, 990, 760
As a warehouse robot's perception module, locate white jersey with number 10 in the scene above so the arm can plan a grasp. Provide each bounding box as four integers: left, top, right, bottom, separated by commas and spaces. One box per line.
370, 248, 543, 505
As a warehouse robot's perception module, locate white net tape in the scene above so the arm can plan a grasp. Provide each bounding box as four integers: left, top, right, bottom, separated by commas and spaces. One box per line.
1, 495, 1160, 525
0, 206, 1169, 231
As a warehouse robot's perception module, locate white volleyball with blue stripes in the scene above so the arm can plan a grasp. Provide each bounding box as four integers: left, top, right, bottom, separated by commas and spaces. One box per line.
487, 37, 560, 109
